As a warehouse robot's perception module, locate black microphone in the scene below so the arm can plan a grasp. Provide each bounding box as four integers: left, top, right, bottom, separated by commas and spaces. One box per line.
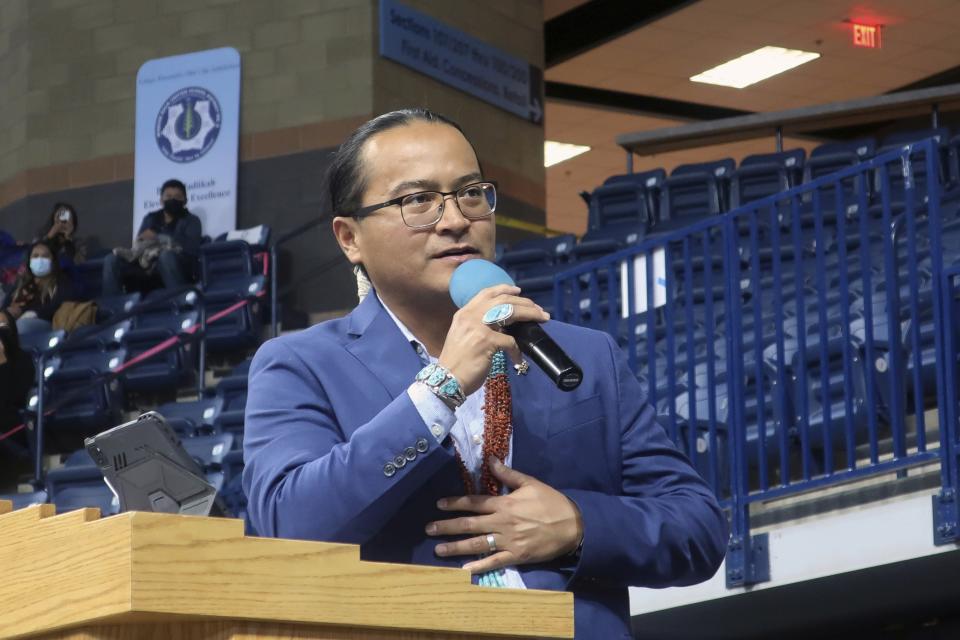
449, 259, 583, 391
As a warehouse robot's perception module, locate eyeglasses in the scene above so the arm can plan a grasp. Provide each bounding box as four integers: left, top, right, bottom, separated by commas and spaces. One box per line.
350, 181, 497, 229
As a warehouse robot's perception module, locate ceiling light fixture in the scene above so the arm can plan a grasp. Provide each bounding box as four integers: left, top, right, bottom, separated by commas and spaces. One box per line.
690, 46, 820, 89
544, 141, 591, 167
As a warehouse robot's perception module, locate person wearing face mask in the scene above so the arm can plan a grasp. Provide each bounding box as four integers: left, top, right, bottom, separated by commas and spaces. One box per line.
101, 178, 203, 296
2, 240, 78, 335
0, 310, 35, 436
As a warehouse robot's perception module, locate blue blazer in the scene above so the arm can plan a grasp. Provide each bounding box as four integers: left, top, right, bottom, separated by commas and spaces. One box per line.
243, 293, 727, 639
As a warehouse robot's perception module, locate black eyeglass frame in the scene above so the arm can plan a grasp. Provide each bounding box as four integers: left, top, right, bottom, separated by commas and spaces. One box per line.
349, 180, 498, 229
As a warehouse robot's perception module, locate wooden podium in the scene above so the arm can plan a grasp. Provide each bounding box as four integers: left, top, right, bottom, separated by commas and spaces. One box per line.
0, 500, 573, 640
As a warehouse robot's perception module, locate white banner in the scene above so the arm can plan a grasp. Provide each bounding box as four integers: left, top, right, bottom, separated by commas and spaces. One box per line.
620, 248, 668, 318
133, 47, 240, 241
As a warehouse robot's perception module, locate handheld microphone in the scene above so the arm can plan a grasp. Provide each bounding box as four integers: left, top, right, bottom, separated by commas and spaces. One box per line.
449, 259, 583, 391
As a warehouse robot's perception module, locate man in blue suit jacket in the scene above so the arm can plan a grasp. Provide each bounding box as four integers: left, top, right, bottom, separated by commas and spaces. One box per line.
243, 109, 727, 639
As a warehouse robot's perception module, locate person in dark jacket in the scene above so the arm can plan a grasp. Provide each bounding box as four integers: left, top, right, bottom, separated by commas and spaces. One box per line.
2, 240, 78, 335
101, 178, 202, 296
0, 309, 36, 433
38, 202, 85, 266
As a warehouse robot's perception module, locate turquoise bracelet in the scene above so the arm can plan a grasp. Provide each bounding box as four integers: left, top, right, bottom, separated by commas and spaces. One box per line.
415, 363, 467, 409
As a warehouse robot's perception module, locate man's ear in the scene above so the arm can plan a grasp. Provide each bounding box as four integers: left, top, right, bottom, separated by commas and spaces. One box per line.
332, 216, 363, 266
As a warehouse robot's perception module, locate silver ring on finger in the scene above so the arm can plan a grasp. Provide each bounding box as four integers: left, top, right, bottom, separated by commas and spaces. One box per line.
482, 303, 514, 328
485, 533, 497, 553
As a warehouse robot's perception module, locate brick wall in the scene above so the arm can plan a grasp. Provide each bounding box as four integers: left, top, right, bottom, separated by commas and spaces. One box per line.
0, 0, 28, 194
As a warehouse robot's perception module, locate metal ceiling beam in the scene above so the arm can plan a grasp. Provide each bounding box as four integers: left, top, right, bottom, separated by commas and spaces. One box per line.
616, 83, 960, 156
544, 0, 698, 68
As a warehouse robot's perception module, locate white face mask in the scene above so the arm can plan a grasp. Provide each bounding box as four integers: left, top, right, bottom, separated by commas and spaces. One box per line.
30, 257, 52, 277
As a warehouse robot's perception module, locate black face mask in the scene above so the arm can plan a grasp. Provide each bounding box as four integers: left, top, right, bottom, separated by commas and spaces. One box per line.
163, 199, 186, 216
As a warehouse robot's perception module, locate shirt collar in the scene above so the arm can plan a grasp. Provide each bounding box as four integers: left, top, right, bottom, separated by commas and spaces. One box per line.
376, 292, 432, 364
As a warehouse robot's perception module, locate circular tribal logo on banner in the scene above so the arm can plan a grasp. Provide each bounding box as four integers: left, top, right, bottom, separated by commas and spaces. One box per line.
155, 86, 222, 163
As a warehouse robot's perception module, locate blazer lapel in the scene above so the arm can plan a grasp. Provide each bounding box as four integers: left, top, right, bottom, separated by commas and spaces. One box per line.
345, 294, 424, 400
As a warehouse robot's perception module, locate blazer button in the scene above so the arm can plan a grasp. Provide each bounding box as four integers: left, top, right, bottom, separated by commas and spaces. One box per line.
393, 454, 407, 468
415, 437, 429, 453
383, 462, 397, 477
403, 446, 417, 461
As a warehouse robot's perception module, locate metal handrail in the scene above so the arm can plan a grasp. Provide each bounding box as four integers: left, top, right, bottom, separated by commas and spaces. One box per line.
552, 139, 951, 586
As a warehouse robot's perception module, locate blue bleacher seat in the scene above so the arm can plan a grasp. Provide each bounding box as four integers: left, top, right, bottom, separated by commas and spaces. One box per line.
120, 308, 199, 393
94, 292, 142, 323
810, 138, 875, 160
671, 158, 736, 180
881, 128, 949, 149
201, 239, 257, 292
63, 448, 94, 467
873, 130, 948, 205
0, 490, 49, 509
587, 181, 655, 234
655, 161, 732, 231
157, 396, 223, 434
574, 224, 645, 265
18, 329, 66, 360
805, 138, 876, 189
500, 234, 576, 280
730, 162, 792, 210
210, 374, 248, 445
947, 134, 960, 185
588, 169, 666, 230
181, 433, 235, 469
37, 347, 126, 440
45, 465, 118, 515
199, 240, 267, 351
204, 274, 266, 352
730, 149, 806, 209
72, 257, 106, 299
741, 149, 805, 179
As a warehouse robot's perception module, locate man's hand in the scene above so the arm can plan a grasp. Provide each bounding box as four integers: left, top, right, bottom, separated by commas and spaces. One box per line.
426, 457, 584, 574
139, 229, 158, 241
438, 285, 549, 396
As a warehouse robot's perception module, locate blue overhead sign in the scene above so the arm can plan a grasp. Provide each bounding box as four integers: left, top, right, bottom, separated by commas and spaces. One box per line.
379, 0, 543, 125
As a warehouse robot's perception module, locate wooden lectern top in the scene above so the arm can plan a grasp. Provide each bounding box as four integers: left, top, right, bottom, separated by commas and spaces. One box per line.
0, 499, 573, 640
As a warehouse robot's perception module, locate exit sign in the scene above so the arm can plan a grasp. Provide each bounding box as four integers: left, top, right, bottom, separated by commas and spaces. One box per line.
852, 23, 881, 48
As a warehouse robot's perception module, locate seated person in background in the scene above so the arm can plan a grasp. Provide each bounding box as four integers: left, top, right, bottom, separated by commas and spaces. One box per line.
38, 202, 85, 266
2, 240, 78, 335
102, 179, 202, 296
0, 310, 35, 434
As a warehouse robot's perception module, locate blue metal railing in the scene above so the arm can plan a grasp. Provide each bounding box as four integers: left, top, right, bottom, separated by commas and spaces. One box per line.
554, 139, 958, 587
934, 265, 960, 544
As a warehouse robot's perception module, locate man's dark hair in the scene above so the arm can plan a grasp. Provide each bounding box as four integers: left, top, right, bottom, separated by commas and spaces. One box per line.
161, 179, 187, 199
325, 108, 480, 218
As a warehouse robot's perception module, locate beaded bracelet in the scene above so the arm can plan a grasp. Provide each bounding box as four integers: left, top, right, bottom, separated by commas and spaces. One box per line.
415, 363, 467, 409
